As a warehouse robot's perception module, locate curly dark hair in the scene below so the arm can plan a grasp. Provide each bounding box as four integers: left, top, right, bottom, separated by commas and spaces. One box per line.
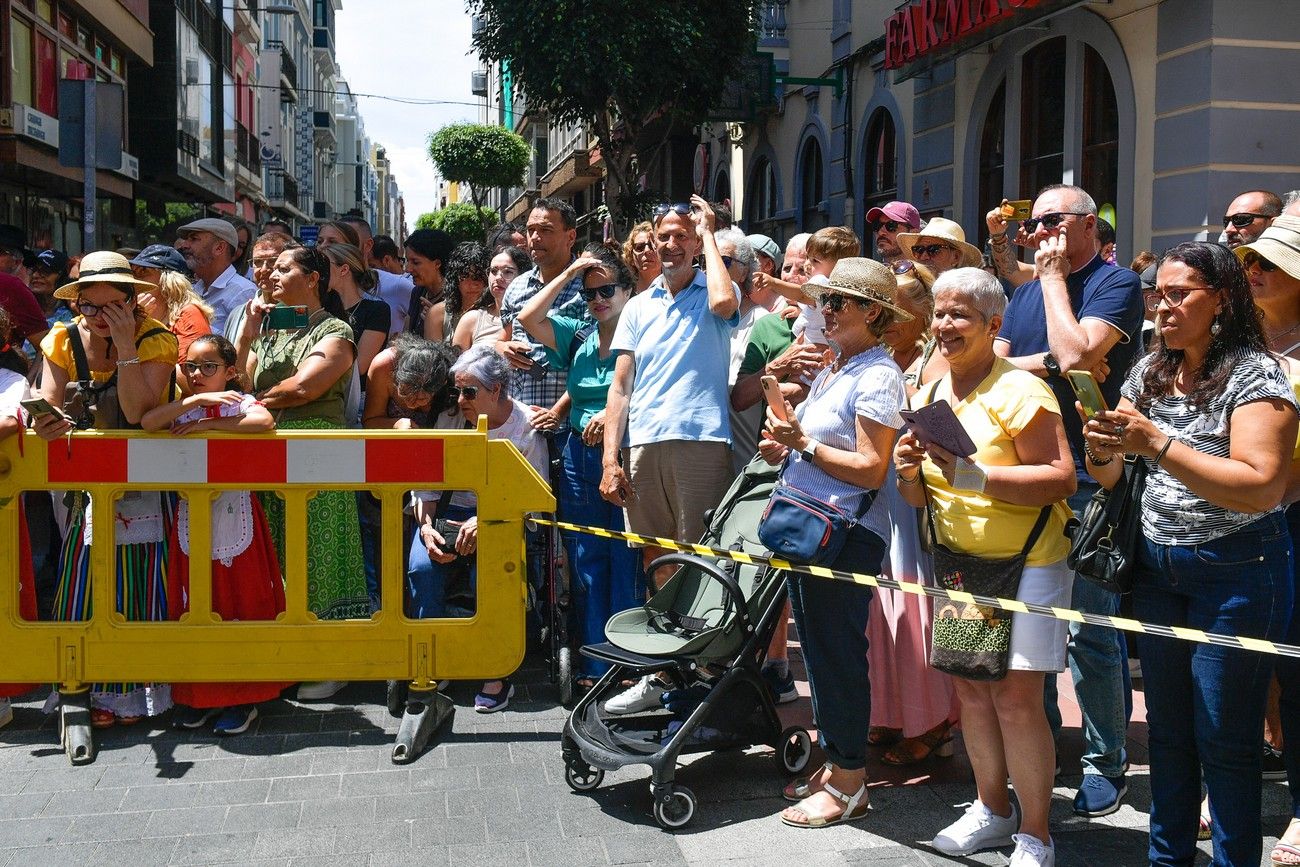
442, 242, 490, 320
1137, 242, 1266, 412
582, 241, 636, 291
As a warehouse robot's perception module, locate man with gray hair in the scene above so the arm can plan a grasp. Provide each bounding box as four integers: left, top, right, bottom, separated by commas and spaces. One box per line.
716, 229, 769, 474
995, 183, 1143, 820
1282, 190, 1300, 218
174, 217, 257, 334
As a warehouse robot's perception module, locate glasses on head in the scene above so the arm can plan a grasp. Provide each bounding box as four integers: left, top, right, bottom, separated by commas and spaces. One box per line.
1224, 212, 1270, 229
448, 385, 480, 401
872, 220, 904, 233
1142, 286, 1212, 312
181, 361, 224, 377
652, 202, 693, 221
1022, 212, 1085, 233
1240, 251, 1280, 273
580, 283, 619, 302
632, 240, 654, 253
911, 243, 954, 258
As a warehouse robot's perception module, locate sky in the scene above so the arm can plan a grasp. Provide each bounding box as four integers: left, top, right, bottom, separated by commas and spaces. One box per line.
334, 1, 482, 224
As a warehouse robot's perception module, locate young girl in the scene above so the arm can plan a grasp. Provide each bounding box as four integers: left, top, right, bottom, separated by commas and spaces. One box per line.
142, 334, 287, 735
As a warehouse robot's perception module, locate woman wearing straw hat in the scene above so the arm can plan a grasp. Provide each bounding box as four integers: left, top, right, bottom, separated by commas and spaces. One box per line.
896, 217, 983, 277
1235, 216, 1300, 867
759, 257, 909, 828
32, 250, 180, 728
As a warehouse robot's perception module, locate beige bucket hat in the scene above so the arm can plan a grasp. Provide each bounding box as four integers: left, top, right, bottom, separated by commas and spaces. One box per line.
53, 251, 157, 300
818, 257, 914, 321
897, 217, 983, 268
1234, 214, 1300, 282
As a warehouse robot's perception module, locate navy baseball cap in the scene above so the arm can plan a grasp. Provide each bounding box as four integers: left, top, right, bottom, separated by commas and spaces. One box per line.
32, 249, 70, 275
130, 244, 193, 278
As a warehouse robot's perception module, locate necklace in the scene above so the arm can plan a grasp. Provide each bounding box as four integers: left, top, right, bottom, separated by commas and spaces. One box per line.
1266, 320, 1300, 346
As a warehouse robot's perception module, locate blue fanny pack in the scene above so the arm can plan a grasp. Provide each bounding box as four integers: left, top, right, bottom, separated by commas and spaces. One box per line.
757, 484, 865, 566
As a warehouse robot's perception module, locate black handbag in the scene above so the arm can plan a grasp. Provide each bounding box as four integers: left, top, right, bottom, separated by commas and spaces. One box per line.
925, 489, 1053, 682
1067, 455, 1147, 595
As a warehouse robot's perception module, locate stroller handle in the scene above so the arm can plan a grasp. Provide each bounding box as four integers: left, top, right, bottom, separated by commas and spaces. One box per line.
645, 553, 753, 637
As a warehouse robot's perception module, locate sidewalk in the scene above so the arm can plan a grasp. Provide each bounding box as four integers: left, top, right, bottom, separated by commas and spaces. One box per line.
0, 650, 1290, 865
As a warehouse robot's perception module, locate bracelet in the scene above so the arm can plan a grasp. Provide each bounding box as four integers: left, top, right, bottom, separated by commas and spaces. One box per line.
1153, 436, 1174, 466
1084, 444, 1115, 466
898, 468, 921, 485
116, 356, 141, 367
989, 234, 1009, 246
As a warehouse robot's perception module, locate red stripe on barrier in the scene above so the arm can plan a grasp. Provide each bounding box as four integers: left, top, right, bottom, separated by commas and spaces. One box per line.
47, 437, 128, 484
208, 439, 287, 484
365, 438, 443, 483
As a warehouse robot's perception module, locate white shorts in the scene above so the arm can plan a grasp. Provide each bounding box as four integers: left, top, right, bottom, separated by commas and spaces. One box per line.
1007, 559, 1072, 672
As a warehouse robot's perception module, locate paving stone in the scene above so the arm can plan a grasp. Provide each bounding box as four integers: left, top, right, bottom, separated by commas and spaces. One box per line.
368, 849, 451, 867
170, 831, 260, 866
40, 787, 126, 816
408, 765, 479, 793
143, 804, 229, 837
445, 841, 529, 867
332, 819, 414, 854
338, 770, 410, 797
371, 791, 447, 822
411, 814, 488, 847
252, 826, 338, 859
297, 796, 378, 828
223, 801, 303, 833
92, 837, 180, 866
192, 778, 272, 806
526, 835, 611, 866
445, 786, 520, 818
600, 830, 689, 865
60, 810, 149, 843
267, 774, 341, 802
0, 843, 100, 867
0, 792, 52, 820
118, 783, 201, 812
240, 754, 316, 780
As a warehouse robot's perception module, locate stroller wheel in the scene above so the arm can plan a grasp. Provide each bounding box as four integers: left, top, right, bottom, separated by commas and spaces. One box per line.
558, 647, 574, 706
653, 785, 696, 830
777, 726, 813, 775
564, 758, 604, 792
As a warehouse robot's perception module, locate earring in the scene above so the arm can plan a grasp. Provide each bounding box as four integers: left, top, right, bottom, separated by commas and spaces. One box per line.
1210, 318, 1222, 337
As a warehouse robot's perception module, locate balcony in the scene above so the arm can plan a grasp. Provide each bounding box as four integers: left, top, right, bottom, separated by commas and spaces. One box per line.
759, 0, 789, 48
313, 27, 337, 76
268, 40, 297, 102
236, 123, 262, 176
283, 174, 299, 206
313, 110, 336, 145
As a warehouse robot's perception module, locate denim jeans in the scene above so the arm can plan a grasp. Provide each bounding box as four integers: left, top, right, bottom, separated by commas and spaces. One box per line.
405, 503, 477, 619
1281, 504, 1300, 819
357, 492, 383, 613
1135, 512, 1293, 867
785, 524, 886, 771
1043, 481, 1130, 778
558, 433, 640, 677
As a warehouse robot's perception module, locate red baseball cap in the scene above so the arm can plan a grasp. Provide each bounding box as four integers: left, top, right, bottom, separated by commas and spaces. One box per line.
866, 201, 921, 230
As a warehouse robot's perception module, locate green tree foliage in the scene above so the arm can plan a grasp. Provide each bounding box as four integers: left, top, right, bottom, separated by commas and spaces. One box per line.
415, 211, 439, 231
429, 202, 500, 245
427, 123, 530, 227
469, 0, 758, 230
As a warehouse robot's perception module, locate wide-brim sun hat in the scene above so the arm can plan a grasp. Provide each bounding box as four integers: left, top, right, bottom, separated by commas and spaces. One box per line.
1235, 214, 1300, 283
53, 250, 158, 300
896, 217, 983, 268
820, 257, 914, 321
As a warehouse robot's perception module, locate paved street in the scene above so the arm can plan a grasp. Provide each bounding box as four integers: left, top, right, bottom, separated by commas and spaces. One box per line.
0, 649, 1291, 866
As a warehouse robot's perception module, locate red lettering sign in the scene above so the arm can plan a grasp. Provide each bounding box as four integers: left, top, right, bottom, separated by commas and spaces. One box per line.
883, 0, 1051, 70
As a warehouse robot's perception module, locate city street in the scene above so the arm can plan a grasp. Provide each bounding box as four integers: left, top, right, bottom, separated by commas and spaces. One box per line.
0, 639, 1290, 866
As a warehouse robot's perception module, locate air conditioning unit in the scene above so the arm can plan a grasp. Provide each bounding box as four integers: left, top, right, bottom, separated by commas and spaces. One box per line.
470, 71, 488, 97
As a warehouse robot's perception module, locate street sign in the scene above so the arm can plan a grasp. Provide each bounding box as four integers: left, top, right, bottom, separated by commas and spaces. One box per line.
57, 81, 123, 170
299, 225, 320, 246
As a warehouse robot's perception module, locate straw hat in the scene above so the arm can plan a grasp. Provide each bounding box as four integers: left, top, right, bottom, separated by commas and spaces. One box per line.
896, 217, 983, 268
1235, 214, 1300, 282
819, 257, 914, 321
53, 251, 157, 300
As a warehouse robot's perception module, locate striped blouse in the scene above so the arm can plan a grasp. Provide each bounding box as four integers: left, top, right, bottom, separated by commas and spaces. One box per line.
1120, 349, 1298, 545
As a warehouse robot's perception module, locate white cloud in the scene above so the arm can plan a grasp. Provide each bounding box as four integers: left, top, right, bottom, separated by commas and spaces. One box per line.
334, 0, 482, 221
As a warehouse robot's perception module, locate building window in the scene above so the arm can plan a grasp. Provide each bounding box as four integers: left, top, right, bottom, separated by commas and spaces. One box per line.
714, 169, 730, 204
10, 18, 34, 107
1082, 44, 1119, 226
1019, 37, 1066, 200
35, 32, 57, 115
863, 107, 897, 249
799, 136, 827, 232
977, 81, 1006, 244
747, 157, 778, 236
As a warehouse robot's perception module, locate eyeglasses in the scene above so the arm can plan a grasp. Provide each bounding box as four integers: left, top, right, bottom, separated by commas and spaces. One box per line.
1240, 251, 1280, 273
580, 283, 620, 302
911, 243, 955, 258
181, 361, 224, 376
252, 257, 277, 268
632, 240, 654, 253
1224, 212, 1271, 229
819, 292, 863, 313
872, 220, 904, 233
712, 255, 735, 270
0, 248, 17, 258
652, 202, 693, 222
448, 385, 480, 400
75, 298, 129, 318
1142, 286, 1213, 311
1022, 212, 1086, 233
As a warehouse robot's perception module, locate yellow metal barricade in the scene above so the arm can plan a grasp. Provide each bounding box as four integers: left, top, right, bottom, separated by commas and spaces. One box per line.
0, 419, 553, 763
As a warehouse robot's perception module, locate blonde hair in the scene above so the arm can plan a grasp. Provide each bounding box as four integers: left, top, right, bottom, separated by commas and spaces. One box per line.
155, 271, 214, 327
622, 221, 654, 271
894, 261, 937, 346
806, 226, 861, 262
321, 242, 377, 293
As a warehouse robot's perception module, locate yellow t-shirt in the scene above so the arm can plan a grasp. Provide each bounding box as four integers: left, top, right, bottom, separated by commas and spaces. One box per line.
41, 316, 179, 385
916, 356, 1073, 566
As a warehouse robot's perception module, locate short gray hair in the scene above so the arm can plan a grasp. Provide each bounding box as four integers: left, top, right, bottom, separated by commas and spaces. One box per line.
449, 344, 512, 392
714, 228, 756, 281
1037, 184, 1098, 216
932, 267, 1007, 320
786, 232, 811, 256
1282, 190, 1300, 211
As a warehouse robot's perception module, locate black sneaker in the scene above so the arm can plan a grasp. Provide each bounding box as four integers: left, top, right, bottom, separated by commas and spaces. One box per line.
762, 667, 799, 705
1264, 744, 1288, 781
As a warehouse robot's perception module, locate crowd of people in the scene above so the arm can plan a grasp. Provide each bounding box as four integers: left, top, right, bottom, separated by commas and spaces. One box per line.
0, 181, 1299, 865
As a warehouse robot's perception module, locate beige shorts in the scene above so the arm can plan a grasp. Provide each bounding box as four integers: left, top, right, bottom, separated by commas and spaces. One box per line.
623, 440, 735, 544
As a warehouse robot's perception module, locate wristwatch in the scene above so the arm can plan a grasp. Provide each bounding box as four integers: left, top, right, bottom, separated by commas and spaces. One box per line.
1042, 352, 1062, 378
800, 438, 820, 462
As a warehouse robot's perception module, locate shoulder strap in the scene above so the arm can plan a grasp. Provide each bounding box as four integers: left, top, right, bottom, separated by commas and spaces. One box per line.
1019, 506, 1054, 557
135, 326, 171, 347
66, 323, 92, 382
567, 324, 596, 366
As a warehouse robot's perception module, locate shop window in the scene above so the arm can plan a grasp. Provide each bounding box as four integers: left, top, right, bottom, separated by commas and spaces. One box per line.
11, 18, 34, 107
1082, 44, 1119, 227
1019, 37, 1066, 200
977, 81, 1006, 244
799, 136, 827, 232
747, 157, 778, 236
863, 107, 898, 252
35, 32, 57, 115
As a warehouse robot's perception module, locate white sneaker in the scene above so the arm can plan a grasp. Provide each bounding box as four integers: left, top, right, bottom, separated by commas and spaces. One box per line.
602, 675, 667, 715
931, 800, 1020, 856
297, 681, 347, 701
1009, 833, 1055, 867
0, 699, 11, 729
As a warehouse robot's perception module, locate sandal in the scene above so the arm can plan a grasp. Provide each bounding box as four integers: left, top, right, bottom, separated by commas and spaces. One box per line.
882, 720, 956, 766
1199, 797, 1212, 841
1272, 818, 1300, 867
90, 708, 116, 729
781, 780, 871, 828
783, 762, 832, 802
868, 726, 902, 747
116, 715, 143, 726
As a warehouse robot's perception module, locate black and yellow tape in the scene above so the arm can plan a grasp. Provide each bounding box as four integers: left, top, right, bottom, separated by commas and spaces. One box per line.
532, 517, 1300, 660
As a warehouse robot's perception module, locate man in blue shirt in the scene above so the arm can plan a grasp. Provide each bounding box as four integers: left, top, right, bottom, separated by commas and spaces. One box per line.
995, 183, 1144, 820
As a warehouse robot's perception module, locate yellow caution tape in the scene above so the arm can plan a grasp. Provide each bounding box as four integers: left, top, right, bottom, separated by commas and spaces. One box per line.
532, 518, 1300, 660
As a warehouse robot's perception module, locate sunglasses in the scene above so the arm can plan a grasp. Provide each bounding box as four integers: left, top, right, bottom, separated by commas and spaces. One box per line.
707, 255, 735, 271
871, 220, 905, 233
448, 385, 481, 400
1224, 212, 1271, 229
632, 241, 654, 253
891, 259, 918, 276
251, 257, 277, 268
1142, 286, 1213, 312
653, 202, 693, 221
1240, 251, 1280, 273
394, 382, 432, 400
911, 243, 955, 258
580, 283, 620, 302
819, 292, 864, 313
181, 361, 225, 376
1022, 212, 1085, 233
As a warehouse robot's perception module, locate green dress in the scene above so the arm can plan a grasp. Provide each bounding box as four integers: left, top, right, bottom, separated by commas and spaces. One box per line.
253, 310, 369, 620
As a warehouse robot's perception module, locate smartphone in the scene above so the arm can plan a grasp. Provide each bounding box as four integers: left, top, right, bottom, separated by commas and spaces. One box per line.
1067, 370, 1109, 418
1000, 199, 1033, 220
760, 375, 787, 421
524, 358, 551, 381
20, 397, 64, 420
266, 304, 309, 329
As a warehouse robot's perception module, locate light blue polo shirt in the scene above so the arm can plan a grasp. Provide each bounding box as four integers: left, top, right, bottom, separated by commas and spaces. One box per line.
610, 268, 740, 447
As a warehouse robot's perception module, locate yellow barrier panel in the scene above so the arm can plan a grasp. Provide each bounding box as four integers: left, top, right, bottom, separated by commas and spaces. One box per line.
0, 419, 553, 762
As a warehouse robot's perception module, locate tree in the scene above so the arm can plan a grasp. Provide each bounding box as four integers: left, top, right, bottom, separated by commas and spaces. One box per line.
429, 203, 500, 245
426, 123, 530, 231
415, 211, 439, 231
469, 0, 758, 231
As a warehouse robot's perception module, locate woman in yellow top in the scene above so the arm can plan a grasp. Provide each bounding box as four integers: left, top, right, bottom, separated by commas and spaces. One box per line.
893, 267, 1076, 865
33, 251, 180, 728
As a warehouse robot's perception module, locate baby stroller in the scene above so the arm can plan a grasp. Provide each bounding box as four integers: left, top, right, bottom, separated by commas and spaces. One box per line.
560, 459, 813, 829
